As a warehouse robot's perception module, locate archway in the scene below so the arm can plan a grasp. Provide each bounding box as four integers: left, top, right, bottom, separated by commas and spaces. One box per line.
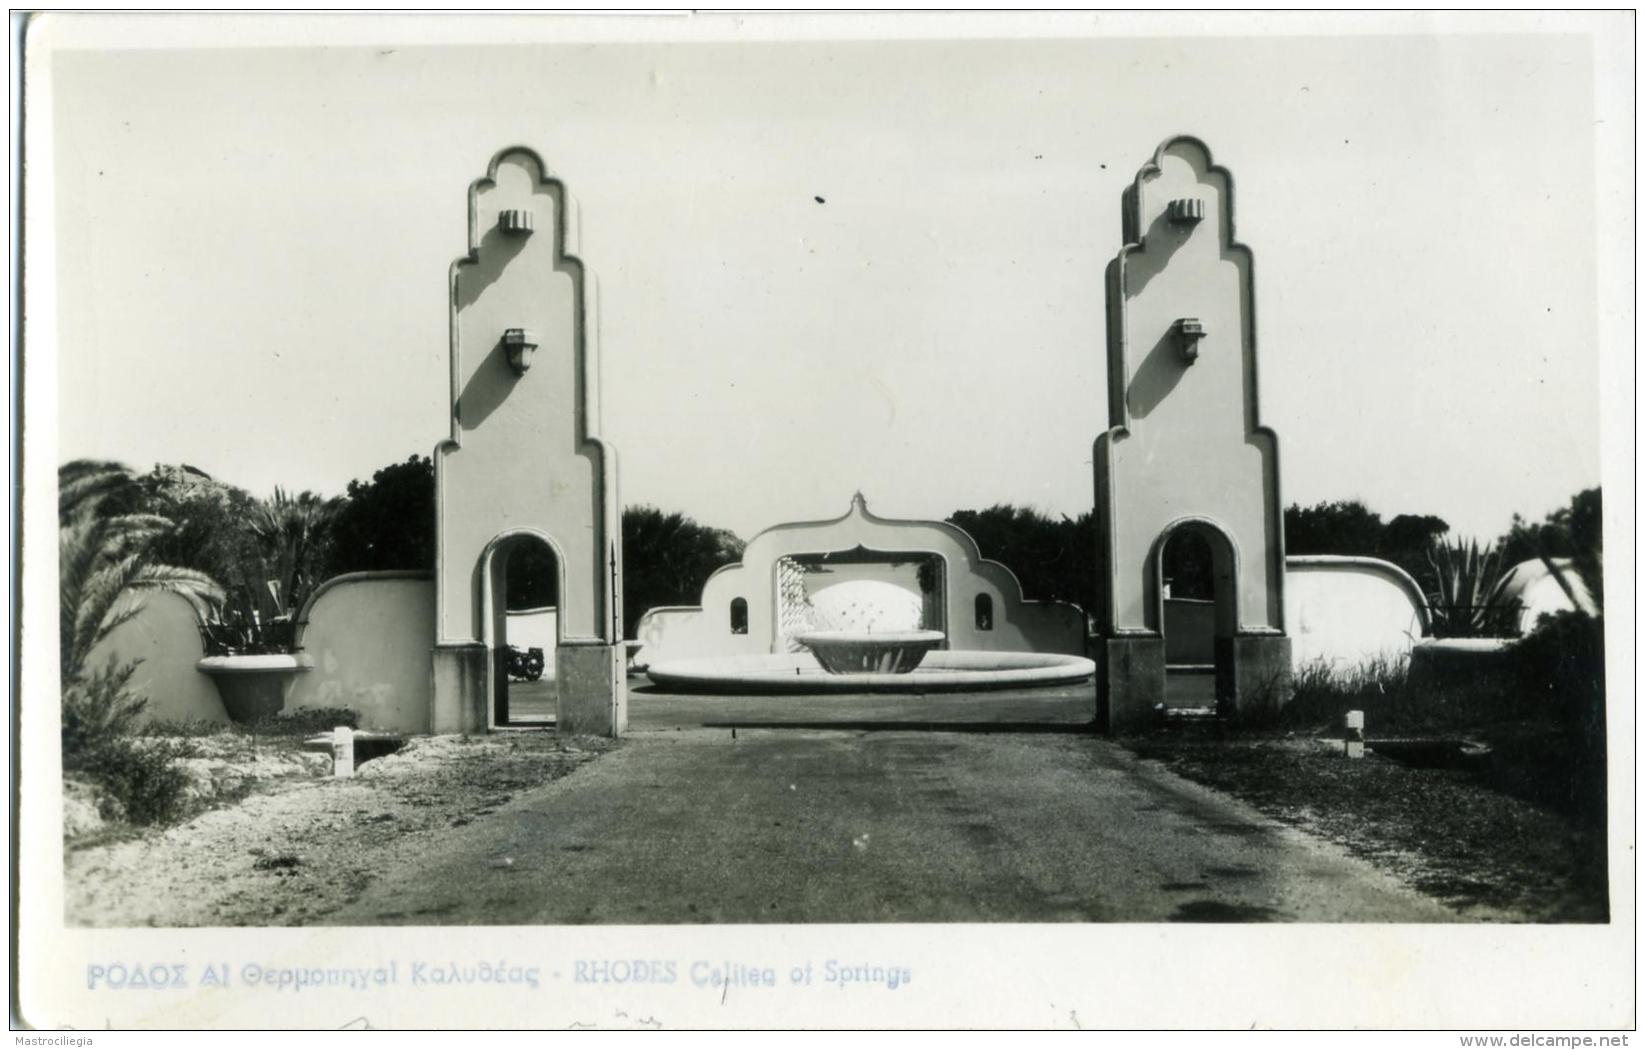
1155, 520, 1238, 713
483, 532, 562, 727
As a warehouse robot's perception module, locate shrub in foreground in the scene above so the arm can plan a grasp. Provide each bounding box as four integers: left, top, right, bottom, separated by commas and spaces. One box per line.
61, 658, 148, 759
71, 736, 194, 826
62, 658, 195, 827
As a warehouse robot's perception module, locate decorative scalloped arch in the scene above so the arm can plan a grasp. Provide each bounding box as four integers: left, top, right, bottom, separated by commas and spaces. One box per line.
632, 494, 1088, 666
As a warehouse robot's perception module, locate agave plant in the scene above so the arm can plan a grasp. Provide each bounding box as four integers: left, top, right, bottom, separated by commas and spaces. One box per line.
58, 461, 224, 681
1424, 537, 1517, 638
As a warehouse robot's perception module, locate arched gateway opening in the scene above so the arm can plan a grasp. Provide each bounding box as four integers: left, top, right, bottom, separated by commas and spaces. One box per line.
1156, 521, 1238, 713
483, 532, 561, 727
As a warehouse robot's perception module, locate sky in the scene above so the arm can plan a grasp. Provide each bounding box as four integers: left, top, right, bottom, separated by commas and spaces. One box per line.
34, 13, 1629, 544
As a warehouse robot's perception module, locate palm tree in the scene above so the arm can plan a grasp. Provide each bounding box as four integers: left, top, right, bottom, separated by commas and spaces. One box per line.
244, 487, 340, 617
58, 461, 223, 681
621, 506, 744, 638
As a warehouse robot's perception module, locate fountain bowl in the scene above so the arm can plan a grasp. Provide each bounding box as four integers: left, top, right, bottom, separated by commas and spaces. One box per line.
795, 629, 946, 674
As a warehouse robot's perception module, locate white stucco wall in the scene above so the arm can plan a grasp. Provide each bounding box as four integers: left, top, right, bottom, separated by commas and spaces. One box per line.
1284, 556, 1429, 671
1492, 557, 1598, 635
288, 572, 436, 733
83, 589, 228, 724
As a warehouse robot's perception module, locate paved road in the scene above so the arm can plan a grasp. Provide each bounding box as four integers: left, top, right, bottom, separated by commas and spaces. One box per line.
326, 686, 1455, 924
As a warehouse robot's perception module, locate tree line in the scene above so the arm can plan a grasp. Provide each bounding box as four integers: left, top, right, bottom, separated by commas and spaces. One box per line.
67, 453, 1600, 637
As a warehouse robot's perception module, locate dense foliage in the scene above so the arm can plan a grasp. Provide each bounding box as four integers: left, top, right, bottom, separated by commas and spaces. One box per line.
1283, 500, 1451, 582
112, 465, 263, 614
1498, 487, 1603, 608
326, 455, 437, 577
311, 454, 747, 627
945, 505, 1096, 612
622, 506, 745, 638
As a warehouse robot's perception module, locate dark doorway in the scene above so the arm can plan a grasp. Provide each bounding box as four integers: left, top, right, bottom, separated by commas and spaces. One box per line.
489, 535, 560, 727
1159, 524, 1237, 712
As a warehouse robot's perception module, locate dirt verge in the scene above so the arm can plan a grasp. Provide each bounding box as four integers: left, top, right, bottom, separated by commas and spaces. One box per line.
64, 732, 615, 926
1123, 724, 1608, 922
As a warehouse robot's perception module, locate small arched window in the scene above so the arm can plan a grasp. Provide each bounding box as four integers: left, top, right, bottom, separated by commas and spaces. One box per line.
974, 593, 994, 631
730, 597, 749, 635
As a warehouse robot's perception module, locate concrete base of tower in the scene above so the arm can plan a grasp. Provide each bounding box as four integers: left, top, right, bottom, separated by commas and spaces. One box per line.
1096, 636, 1166, 734
1226, 634, 1293, 722
557, 642, 629, 737
431, 642, 490, 735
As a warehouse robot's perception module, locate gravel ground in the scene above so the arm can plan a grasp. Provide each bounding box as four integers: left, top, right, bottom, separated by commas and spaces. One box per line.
64, 732, 614, 927
1123, 727, 1609, 922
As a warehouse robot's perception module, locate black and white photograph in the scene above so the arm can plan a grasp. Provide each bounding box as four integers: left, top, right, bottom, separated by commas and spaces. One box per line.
13, 10, 1634, 1033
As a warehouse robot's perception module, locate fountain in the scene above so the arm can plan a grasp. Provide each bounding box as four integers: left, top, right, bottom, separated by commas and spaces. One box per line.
794, 629, 946, 674
637, 497, 1096, 695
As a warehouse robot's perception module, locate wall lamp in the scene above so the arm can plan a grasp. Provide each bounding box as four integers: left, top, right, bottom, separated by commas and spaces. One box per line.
1172, 318, 1206, 364
1166, 197, 1205, 225
498, 209, 535, 235
503, 328, 538, 376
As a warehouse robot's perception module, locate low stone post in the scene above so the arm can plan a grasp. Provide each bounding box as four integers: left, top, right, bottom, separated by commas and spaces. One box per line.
334, 726, 356, 778
1344, 710, 1365, 759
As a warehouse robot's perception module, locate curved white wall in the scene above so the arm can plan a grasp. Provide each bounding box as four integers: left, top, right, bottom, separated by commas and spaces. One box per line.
289, 573, 435, 733
1284, 556, 1428, 671
1493, 558, 1598, 635
83, 590, 227, 724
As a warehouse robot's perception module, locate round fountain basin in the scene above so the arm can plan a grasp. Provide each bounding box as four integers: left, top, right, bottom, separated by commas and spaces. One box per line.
795, 629, 946, 675
646, 650, 1096, 694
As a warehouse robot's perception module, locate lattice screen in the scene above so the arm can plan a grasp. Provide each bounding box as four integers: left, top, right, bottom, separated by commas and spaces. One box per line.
775, 556, 826, 652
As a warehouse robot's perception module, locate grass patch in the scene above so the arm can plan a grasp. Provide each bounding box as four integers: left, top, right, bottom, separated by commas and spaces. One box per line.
1128, 613, 1610, 921
1126, 725, 1607, 921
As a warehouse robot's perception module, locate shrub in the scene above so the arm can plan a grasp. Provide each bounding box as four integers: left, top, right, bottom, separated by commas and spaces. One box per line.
61, 657, 148, 759
63, 657, 198, 827
142, 718, 242, 739
247, 707, 360, 736
76, 736, 194, 826
61, 663, 193, 826
1510, 610, 1605, 736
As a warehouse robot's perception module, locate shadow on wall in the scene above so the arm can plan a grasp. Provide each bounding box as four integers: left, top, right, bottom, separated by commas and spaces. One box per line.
1127, 324, 1189, 420
455, 333, 520, 433
1126, 205, 1194, 298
